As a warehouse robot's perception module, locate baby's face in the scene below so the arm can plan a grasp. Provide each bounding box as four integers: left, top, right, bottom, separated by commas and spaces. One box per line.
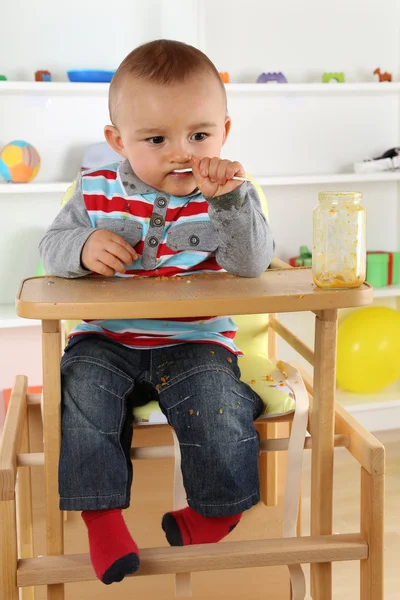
112, 73, 230, 197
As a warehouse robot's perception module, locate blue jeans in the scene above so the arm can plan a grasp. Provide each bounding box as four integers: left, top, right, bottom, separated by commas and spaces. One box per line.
59, 335, 264, 516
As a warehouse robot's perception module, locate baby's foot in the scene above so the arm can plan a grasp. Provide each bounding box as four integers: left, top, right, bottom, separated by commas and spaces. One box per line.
162, 506, 241, 546
82, 509, 140, 584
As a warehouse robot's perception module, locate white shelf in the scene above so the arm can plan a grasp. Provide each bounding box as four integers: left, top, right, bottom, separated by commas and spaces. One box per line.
337, 381, 400, 406
2, 172, 400, 195
255, 172, 400, 186
373, 283, 400, 298
0, 81, 110, 95
0, 304, 40, 329
226, 82, 400, 95
1, 81, 400, 96
0, 182, 71, 194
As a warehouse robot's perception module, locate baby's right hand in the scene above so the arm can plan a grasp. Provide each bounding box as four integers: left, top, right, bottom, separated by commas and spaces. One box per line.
81, 230, 138, 276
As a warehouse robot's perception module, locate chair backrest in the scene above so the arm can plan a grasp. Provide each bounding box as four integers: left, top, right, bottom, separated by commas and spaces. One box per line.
233, 176, 269, 361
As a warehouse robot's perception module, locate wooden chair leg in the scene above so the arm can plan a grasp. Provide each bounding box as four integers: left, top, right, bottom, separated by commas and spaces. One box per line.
17, 415, 35, 600
360, 467, 384, 599
0, 499, 19, 600
310, 310, 337, 600
0, 375, 28, 600
42, 320, 64, 600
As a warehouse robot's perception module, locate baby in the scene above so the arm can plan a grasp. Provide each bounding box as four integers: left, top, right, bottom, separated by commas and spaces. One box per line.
39, 39, 274, 585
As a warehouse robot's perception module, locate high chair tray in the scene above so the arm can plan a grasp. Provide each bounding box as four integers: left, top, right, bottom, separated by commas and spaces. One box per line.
16, 268, 373, 320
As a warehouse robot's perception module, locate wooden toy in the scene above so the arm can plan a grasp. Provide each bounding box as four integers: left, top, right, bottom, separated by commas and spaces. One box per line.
256, 72, 288, 83
219, 71, 230, 83
35, 70, 51, 82
373, 68, 392, 82
322, 72, 345, 83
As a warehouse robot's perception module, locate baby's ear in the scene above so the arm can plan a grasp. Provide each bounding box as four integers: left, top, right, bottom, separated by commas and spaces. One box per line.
222, 116, 232, 145
104, 125, 127, 158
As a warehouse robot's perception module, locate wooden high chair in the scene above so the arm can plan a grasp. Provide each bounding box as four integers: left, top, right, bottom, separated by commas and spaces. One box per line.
0, 261, 384, 600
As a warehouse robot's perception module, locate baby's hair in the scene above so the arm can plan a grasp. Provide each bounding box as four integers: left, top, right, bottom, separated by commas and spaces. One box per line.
109, 39, 226, 124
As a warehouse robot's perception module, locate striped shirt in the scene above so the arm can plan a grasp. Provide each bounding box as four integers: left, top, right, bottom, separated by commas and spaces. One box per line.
39, 160, 274, 353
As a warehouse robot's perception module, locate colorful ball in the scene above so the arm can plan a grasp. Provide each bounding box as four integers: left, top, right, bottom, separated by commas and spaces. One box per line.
0, 140, 40, 183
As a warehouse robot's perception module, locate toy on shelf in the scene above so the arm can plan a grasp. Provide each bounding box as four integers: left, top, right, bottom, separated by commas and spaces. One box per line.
35, 70, 51, 82
354, 146, 400, 173
0, 140, 40, 183
219, 72, 230, 83
34, 260, 45, 277
256, 72, 288, 84
373, 67, 392, 82
67, 69, 115, 83
337, 306, 400, 393
322, 72, 345, 83
366, 251, 400, 287
0, 75, 7, 81
289, 246, 312, 267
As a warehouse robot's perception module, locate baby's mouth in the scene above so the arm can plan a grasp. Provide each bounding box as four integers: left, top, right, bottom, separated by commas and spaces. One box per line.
169, 169, 193, 178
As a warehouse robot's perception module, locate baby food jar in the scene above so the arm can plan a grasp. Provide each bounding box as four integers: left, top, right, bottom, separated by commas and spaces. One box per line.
312, 191, 366, 289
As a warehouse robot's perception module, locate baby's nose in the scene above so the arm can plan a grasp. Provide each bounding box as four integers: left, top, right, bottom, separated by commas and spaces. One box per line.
169, 141, 191, 163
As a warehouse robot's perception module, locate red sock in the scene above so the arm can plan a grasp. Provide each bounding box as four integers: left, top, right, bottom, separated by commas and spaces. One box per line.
82, 509, 140, 584
162, 506, 242, 546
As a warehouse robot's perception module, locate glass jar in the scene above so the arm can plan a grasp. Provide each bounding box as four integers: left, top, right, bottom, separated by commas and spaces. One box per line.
312, 192, 366, 289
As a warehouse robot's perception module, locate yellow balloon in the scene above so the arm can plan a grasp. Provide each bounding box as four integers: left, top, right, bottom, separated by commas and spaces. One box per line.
337, 307, 400, 393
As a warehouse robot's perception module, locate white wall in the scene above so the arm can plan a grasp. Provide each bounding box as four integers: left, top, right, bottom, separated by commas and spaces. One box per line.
203, 0, 400, 83
0, 0, 163, 81
0, 0, 206, 81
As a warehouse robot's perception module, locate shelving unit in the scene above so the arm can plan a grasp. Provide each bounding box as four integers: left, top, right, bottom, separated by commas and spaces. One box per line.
0, 304, 40, 329
337, 381, 400, 405
2, 172, 400, 194
227, 82, 400, 95
373, 283, 400, 298
0, 182, 71, 194
257, 172, 400, 186
336, 387, 400, 431
0, 81, 110, 96
1, 80, 400, 96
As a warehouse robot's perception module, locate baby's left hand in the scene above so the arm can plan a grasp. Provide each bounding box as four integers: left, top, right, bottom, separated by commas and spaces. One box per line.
191, 156, 245, 198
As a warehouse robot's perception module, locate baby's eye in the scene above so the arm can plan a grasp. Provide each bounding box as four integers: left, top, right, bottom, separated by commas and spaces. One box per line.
190, 132, 208, 142
147, 136, 165, 145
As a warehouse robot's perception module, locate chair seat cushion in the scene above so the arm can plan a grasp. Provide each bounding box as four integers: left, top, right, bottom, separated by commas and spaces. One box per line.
134, 356, 295, 425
